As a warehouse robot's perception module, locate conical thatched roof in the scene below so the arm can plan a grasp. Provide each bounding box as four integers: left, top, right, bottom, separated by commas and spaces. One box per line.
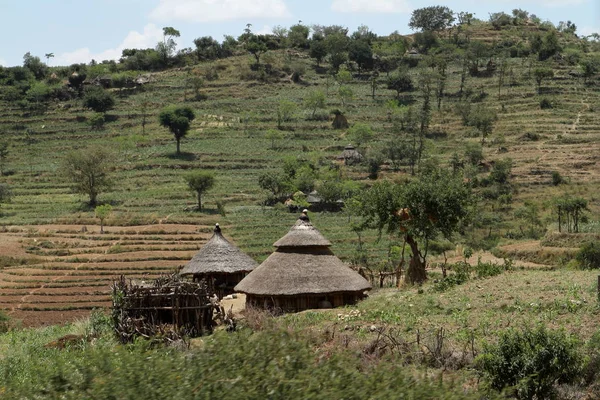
180, 224, 258, 276
272, 212, 331, 247
235, 212, 371, 296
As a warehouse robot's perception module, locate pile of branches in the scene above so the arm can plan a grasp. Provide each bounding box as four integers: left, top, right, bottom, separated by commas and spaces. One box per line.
111, 274, 217, 344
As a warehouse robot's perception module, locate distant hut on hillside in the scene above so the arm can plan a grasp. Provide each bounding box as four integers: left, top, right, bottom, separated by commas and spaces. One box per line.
180, 224, 257, 298
235, 211, 371, 312
337, 144, 363, 165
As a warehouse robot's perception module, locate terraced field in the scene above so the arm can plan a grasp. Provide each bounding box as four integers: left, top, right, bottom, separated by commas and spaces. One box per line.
0, 223, 213, 326
0, 24, 598, 326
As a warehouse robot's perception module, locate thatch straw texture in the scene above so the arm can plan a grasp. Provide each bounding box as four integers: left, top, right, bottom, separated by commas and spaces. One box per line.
234, 247, 371, 295
273, 218, 331, 247
180, 227, 257, 276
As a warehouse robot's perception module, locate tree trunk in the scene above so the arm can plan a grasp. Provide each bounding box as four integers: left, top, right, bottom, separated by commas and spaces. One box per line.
100, 219, 104, 234
197, 192, 202, 211
176, 137, 181, 154
405, 234, 427, 284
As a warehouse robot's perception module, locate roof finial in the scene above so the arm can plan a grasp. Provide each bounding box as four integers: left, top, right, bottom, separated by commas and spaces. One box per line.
214, 223, 221, 233
299, 209, 309, 221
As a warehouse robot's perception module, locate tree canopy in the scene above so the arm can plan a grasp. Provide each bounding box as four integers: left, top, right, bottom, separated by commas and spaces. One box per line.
158, 106, 195, 154
409, 6, 455, 32
184, 171, 215, 211
356, 168, 472, 284
61, 146, 113, 206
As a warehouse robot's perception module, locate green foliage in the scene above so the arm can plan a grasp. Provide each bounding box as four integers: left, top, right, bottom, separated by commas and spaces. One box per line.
0, 183, 11, 208
348, 123, 373, 146
88, 112, 106, 130
539, 97, 553, 109
276, 100, 297, 128
409, 6, 455, 32
246, 35, 269, 65
464, 142, 483, 166
0, 327, 489, 399
158, 105, 195, 154
387, 70, 414, 99
489, 158, 513, 184
184, 171, 215, 211
288, 23, 310, 48
61, 146, 113, 206
533, 67, 554, 93
83, 86, 115, 113
303, 90, 326, 119
309, 39, 328, 65
468, 106, 497, 144
551, 171, 565, 186
22, 52, 48, 80
95, 204, 113, 233
0, 141, 9, 176
265, 129, 284, 149
478, 325, 582, 399
575, 242, 600, 269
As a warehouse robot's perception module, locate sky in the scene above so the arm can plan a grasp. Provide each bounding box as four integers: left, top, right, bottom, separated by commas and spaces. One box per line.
0, 0, 598, 67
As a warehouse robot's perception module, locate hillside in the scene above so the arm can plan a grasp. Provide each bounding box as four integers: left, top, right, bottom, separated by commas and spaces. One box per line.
0, 15, 598, 326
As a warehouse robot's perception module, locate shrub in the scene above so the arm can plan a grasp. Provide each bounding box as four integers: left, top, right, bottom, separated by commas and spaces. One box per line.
576, 242, 600, 269
88, 113, 106, 130
477, 326, 582, 399
83, 86, 115, 113
539, 97, 553, 109
551, 171, 565, 186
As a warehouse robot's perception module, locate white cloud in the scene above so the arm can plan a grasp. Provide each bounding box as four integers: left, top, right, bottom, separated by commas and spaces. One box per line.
492, 0, 587, 6
0, 58, 7, 67
331, 0, 411, 13
149, 0, 291, 23
55, 24, 163, 65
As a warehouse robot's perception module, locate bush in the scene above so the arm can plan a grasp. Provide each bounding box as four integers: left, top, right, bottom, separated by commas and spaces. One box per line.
551, 171, 565, 186
540, 98, 553, 109
88, 113, 106, 130
83, 86, 115, 113
576, 241, 600, 269
477, 326, 582, 399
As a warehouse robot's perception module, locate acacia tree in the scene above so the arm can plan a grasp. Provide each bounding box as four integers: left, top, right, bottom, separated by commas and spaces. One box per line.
533, 67, 554, 94
184, 171, 215, 211
61, 146, 113, 206
158, 106, 195, 154
95, 204, 113, 234
356, 168, 472, 284
409, 6, 455, 33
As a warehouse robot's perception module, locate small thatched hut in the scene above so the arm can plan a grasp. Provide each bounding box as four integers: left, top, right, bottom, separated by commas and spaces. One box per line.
235, 211, 371, 312
337, 144, 363, 165
180, 224, 258, 297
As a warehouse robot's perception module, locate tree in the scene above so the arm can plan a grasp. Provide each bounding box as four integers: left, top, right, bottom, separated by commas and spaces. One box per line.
468, 106, 497, 144
348, 39, 374, 71
408, 6, 455, 32
258, 171, 291, 198
83, 86, 115, 113
288, 23, 310, 48
554, 196, 588, 233
184, 171, 215, 211
515, 201, 543, 238
338, 86, 353, 107
533, 67, 554, 94
193, 36, 221, 61
158, 105, 195, 154
303, 90, 326, 118
265, 129, 284, 149
0, 142, 8, 176
44, 53, 54, 65
309, 39, 328, 65
157, 27, 180, 65
387, 71, 414, 100
348, 123, 373, 146
357, 168, 472, 284
580, 56, 600, 83
246, 35, 268, 66
22, 52, 48, 80
95, 204, 113, 234
276, 100, 297, 129
61, 146, 113, 206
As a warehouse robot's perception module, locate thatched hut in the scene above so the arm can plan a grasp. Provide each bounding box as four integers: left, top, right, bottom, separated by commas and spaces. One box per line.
235, 211, 371, 312
180, 224, 257, 298
337, 144, 363, 165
